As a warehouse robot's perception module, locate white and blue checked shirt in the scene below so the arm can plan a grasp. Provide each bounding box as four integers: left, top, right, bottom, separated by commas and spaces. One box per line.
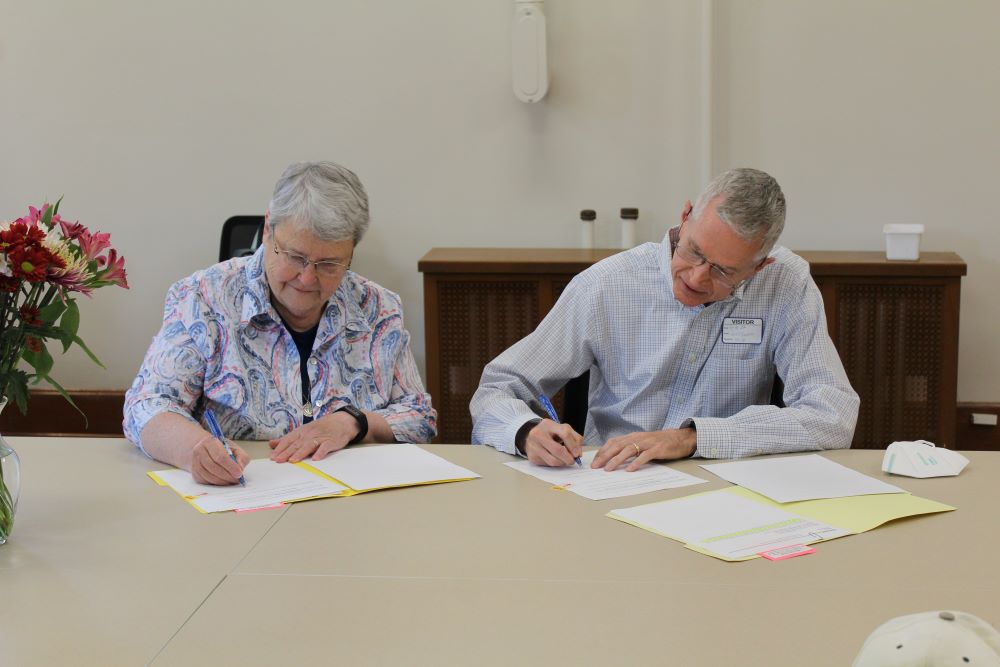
470, 230, 859, 459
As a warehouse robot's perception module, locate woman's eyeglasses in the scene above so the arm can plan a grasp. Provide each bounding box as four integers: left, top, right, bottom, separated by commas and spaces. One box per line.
272, 238, 350, 277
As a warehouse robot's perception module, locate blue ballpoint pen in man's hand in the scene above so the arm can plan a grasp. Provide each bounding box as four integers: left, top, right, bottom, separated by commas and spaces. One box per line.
204, 409, 246, 487
537, 394, 583, 467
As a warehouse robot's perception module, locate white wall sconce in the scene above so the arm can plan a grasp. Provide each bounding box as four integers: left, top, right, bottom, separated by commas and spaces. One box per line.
512, 0, 549, 103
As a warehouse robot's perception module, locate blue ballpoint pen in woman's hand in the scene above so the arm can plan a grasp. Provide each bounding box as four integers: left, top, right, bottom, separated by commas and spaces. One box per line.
537, 394, 583, 466
204, 409, 246, 487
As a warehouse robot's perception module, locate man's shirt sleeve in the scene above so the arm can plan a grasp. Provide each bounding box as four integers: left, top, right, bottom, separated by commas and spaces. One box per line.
470, 274, 597, 454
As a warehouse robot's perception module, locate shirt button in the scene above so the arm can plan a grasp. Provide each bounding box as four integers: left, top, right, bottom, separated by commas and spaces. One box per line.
315, 399, 325, 408
688, 353, 697, 363
309, 358, 318, 366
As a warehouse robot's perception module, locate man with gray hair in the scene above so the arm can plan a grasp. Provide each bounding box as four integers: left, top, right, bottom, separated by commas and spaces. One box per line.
471, 168, 858, 470
125, 161, 436, 484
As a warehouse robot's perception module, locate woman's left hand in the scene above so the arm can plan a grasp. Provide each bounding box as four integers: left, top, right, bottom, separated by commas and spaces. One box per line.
269, 412, 362, 463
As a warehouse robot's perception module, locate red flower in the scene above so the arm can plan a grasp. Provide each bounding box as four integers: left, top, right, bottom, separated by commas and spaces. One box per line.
19, 305, 43, 326
25, 336, 43, 353
0, 275, 19, 293
0, 221, 46, 252
9, 244, 57, 281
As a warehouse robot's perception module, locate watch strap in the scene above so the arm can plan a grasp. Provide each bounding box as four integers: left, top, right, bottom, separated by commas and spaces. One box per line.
336, 405, 368, 445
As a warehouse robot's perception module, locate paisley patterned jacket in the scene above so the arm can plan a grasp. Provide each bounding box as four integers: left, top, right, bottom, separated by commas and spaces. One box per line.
123, 246, 436, 451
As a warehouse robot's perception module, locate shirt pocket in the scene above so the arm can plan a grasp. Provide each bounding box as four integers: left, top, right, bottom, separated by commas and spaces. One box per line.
704, 337, 775, 406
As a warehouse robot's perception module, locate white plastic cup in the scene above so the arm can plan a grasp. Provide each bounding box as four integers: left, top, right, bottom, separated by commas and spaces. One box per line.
883, 224, 924, 261
620, 208, 639, 248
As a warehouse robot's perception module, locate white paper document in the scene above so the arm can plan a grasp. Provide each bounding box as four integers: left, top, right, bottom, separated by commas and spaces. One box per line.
303, 443, 480, 491
153, 460, 349, 513
699, 454, 904, 503
505, 451, 707, 500
609, 490, 850, 560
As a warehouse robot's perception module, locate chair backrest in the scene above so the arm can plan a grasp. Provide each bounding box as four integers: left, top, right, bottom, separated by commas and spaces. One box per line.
561, 371, 590, 434
220, 215, 264, 262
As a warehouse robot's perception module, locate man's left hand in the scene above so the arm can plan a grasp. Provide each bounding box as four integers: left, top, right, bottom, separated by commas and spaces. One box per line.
269, 412, 362, 463
592, 428, 697, 472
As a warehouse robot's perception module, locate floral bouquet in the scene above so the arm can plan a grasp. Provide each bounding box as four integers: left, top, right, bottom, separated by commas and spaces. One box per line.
0, 200, 128, 542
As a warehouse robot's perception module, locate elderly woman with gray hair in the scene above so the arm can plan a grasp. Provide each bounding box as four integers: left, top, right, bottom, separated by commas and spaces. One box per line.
124, 161, 436, 485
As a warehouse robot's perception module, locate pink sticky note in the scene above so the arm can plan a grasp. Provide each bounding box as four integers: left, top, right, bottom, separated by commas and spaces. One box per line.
234, 503, 286, 514
758, 544, 816, 561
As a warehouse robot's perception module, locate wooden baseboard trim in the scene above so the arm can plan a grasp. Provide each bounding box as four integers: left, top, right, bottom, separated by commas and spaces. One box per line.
956, 403, 1000, 451
0, 389, 126, 438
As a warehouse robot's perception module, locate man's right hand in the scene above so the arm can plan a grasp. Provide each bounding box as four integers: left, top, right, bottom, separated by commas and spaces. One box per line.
524, 419, 584, 467
190, 435, 249, 485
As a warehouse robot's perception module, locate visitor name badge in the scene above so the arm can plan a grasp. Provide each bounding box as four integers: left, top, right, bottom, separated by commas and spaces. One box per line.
722, 317, 763, 344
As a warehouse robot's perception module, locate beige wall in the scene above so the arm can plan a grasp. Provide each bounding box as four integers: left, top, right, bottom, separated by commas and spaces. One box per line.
1, 1, 996, 402
713, 0, 1000, 401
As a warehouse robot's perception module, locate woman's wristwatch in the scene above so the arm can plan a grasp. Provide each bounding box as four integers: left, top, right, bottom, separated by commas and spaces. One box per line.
336, 404, 368, 444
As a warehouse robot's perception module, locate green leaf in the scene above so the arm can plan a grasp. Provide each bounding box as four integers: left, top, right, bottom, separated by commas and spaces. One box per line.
72, 334, 105, 368
37, 373, 89, 428
41, 203, 53, 226
59, 300, 81, 351
52, 195, 63, 216
5, 371, 30, 415
22, 345, 55, 378
39, 301, 68, 325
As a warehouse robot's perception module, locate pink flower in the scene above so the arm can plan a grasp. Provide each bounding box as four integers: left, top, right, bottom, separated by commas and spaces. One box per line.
58, 219, 88, 240
79, 229, 112, 260
25, 205, 45, 225
100, 248, 129, 289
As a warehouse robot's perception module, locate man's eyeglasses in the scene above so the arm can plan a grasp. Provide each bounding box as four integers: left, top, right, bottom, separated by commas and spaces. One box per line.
671, 239, 742, 289
272, 238, 351, 278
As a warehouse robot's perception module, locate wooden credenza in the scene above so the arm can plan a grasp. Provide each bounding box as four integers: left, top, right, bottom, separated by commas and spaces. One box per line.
419, 248, 966, 449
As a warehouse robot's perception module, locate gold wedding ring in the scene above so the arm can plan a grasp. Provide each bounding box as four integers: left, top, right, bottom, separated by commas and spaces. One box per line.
632, 442, 641, 456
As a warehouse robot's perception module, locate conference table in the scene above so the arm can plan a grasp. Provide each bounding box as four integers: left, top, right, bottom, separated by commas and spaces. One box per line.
1, 437, 997, 666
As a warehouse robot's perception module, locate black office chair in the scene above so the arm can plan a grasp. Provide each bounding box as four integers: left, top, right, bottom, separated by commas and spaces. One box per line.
220, 215, 265, 262
769, 374, 785, 408
562, 371, 590, 434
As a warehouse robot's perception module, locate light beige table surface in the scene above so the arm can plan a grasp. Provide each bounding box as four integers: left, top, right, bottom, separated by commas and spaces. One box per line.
2, 438, 997, 666
0, 437, 286, 666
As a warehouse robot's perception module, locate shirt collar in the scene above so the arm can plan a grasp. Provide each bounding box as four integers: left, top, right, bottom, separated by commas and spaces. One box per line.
241, 246, 274, 324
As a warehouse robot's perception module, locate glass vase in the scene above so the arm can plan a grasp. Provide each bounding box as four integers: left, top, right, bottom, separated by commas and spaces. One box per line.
0, 399, 20, 546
